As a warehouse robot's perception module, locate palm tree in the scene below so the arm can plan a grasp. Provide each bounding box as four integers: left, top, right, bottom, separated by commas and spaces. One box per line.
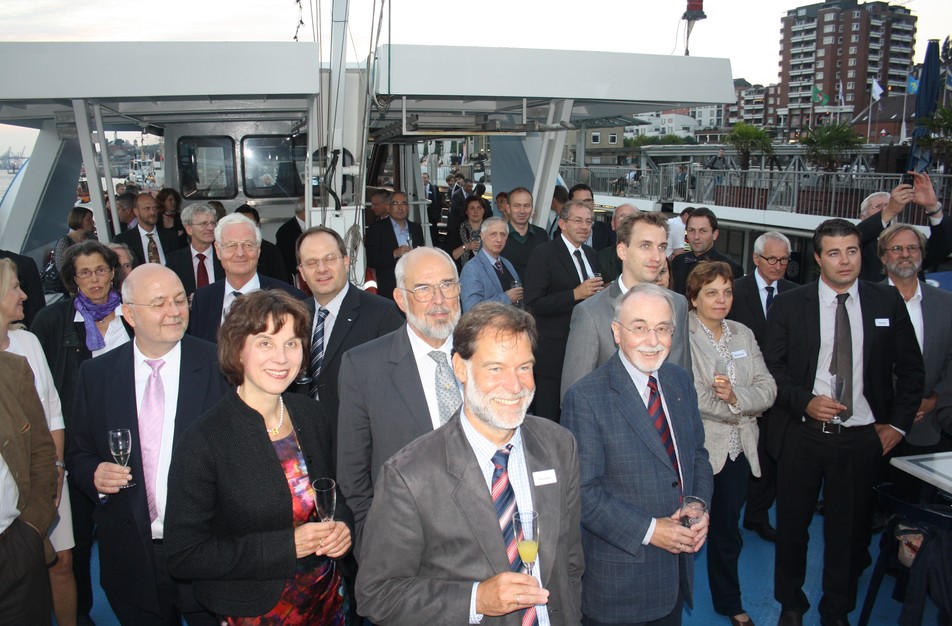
724, 123, 774, 171
800, 123, 865, 171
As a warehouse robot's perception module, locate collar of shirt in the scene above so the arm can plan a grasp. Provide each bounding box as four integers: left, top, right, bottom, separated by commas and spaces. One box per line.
617, 350, 654, 401
617, 274, 632, 295
507, 223, 537, 243
888, 277, 924, 350
224, 274, 261, 297
560, 233, 582, 256
312, 281, 349, 335
190, 244, 211, 259
138, 224, 157, 237
817, 276, 859, 310
480, 248, 500, 264
389, 217, 410, 239
754, 269, 775, 292
295, 215, 307, 231
460, 409, 525, 488
405, 325, 457, 430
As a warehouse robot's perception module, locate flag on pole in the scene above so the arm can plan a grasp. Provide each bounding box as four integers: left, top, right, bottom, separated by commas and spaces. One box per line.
811, 85, 830, 106
907, 74, 920, 95
872, 79, 884, 102
838, 80, 846, 106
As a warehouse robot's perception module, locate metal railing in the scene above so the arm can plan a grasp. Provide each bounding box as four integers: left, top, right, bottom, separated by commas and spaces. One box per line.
560, 164, 952, 225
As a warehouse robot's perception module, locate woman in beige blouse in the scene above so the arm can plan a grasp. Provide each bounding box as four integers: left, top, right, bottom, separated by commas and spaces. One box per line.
687, 261, 777, 626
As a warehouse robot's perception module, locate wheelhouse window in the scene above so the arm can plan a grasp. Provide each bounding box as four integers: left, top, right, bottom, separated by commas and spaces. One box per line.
241, 135, 307, 198
177, 136, 237, 199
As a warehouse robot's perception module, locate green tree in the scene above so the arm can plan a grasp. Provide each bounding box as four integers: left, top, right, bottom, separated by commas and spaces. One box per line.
724, 123, 773, 171
923, 104, 952, 171
799, 123, 865, 171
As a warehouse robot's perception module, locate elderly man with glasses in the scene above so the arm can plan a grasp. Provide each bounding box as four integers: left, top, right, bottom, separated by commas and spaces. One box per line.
166, 204, 223, 298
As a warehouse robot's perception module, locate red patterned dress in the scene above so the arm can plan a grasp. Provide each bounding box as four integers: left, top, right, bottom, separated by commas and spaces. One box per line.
226, 432, 348, 625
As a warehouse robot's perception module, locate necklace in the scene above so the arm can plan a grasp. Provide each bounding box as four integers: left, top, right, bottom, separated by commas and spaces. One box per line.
238, 386, 285, 436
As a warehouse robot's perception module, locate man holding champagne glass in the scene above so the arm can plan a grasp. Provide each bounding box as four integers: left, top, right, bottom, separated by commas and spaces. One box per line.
357, 302, 584, 625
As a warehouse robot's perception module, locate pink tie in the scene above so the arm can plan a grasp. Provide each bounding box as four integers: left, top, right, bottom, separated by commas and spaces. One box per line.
140, 359, 165, 523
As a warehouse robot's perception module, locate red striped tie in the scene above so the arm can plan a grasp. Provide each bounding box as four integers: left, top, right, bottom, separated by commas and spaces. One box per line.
647, 376, 679, 474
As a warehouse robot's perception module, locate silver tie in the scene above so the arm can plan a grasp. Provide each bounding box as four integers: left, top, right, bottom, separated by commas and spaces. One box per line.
429, 350, 461, 425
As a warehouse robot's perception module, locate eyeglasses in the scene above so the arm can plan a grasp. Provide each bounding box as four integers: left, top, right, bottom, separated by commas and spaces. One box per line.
126, 295, 189, 310
219, 240, 259, 253
564, 217, 594, 226
190, 220, 216, 228
885, 244, 921, 255
758, 255, 790, 265
615, 322, 675, 338
300, 254, 345, 270
401, 281, 461, 302
390, 201, 410, 207
75, 266, 113, 279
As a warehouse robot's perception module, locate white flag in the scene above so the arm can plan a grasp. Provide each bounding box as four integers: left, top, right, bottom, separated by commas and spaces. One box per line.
872, 79, 884, 102
838, 81, 846, 106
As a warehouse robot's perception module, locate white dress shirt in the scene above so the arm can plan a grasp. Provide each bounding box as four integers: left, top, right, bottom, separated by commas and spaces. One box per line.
73, 306, 131, 357
560, 234, 594, 282
754, 269, 778, 316
813, 280, 874, 426
190, 245, 216, 285
0, 449, 18, 533
311, 282, 350, 355
221, 274, 262, 321
405, 325, 459, 430
132, 340, 182, 539
888, 278, 924, 351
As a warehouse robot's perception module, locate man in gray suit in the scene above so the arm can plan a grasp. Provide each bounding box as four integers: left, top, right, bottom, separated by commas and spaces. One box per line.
337, 246, 463, 548
357, 302, 584, 625
561, 211, 692, 401
879, 223, 952, 496
562, 284, 712, 626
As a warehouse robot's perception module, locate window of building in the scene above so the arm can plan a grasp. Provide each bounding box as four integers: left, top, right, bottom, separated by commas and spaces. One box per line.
817, 60, 825, 68
852, 22, 860, 31
608, 133, 618, 145
241, 136, 309, 198
823, 36, 834, 45
848, 58, 856, 66
591, 132, 600, 144
851, 34, 859, 43
847, 70, 855, 78
824, 24, 836, 33
818, 49, 826, 57
847, 82, 855, 90
853, 10, 860, 18
847, 93, 854, 102
838, 36, 843, 44
177, 136, 237, 199
849, 46, 857, 55
817, 72, 824, 80
824, 12, 835, 21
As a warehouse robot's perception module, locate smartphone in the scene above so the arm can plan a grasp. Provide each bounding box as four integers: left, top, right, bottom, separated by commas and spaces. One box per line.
900, 173, 915, 187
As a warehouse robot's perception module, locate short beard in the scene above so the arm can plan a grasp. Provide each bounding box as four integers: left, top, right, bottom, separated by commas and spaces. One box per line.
406, 303, 461, 342
463, 361, 534, 432
884, 259, 921, 280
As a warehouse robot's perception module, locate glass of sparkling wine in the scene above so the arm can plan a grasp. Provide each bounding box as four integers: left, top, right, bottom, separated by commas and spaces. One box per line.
311, 477, 337, 522
830, 374, 845, 425
679, 495, 706, 528
513, 510, 539, 576
108, 428, 136, 488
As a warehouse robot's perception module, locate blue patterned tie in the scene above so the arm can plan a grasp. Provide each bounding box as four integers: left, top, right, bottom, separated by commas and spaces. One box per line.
308, 307, 329, 399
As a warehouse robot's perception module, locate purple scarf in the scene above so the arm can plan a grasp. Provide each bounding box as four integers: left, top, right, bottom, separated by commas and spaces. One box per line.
74, 290, 121, 352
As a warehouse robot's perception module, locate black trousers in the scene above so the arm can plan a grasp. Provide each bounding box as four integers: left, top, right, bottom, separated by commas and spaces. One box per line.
106, 542, 217, 626
0, 518, 52, 626
774, 423, 881, 620
531, 334, 567, 423
67, 472, 96, 617
708, 453, 751, 617
744, 414, 776, 527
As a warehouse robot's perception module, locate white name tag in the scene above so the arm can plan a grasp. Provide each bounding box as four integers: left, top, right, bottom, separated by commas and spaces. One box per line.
533, 469, 557, 486
731, 350, 747, 359
875, 318, 890, 327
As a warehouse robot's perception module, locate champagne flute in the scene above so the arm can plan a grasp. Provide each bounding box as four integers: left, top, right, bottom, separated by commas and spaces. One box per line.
311, 477, 336, 522
830, 374, 846, 425
679, 495, 706, 528
108, 428, 136, 488
513, 510, 539, 577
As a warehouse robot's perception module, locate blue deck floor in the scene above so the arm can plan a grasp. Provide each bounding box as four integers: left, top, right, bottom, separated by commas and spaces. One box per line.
83, 509, 940, 626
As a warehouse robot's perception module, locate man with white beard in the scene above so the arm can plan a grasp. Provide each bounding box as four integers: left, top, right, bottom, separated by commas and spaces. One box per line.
337, 247, 464, 549
357, 302, 584, 625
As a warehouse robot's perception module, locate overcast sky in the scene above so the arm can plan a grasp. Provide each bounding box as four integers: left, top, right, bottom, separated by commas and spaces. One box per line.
1, 0, 949, 152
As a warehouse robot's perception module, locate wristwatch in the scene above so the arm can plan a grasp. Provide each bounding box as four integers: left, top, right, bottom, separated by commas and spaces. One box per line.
55, 460, 66, 469
925, 202, 943, 217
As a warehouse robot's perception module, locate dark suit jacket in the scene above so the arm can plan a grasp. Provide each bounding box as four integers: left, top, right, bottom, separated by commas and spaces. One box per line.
590, 220, 613, 252
423, 182, 442, 240
595, 244, 622, 284
165, 247, 224, 298
304, 286, 403, 448
857, 213, 952, 281
364, 218, 425, 301
188, 275, 305, 343
336, 325, 433, 548
670, 247, 744, 295
0, 249, 45, 327
523, 239, 599, 381
0, 352, 58, 552
561, 356, 712, 623
256, 240, 289, 284
356, 413, 584, 625
165, 392, 353, 617
763, 280, 924, 459
727, 273, 798, 347
274, 217, 303, 283
112, 225, 183, 266
67, 336, 230, 615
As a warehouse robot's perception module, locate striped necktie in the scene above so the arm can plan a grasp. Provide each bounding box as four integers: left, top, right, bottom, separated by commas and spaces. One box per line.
647, 376, 679, 475
309, 307, 329, 399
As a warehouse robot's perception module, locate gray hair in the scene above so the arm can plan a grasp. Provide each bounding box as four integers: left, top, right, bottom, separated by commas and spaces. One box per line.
394, 247, 458, 290
214, 212, 261, 245
558, 199, 593, 221
613, 283, 675, 325
181, 203, 217, 226
753, 231, 792, 256
859, 191, 890, 219
480, 216, 507, 235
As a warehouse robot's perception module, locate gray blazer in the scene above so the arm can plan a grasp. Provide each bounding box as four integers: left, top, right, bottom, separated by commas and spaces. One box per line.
356, 413, 584, 626
906, 281, 952, 445
560, 280, 692, 400
688, 316, 776, 476
460, 251, 520, 312
336, 325, 433, 550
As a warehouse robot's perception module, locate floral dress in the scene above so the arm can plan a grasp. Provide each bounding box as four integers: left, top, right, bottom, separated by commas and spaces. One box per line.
226, 432, 348, 626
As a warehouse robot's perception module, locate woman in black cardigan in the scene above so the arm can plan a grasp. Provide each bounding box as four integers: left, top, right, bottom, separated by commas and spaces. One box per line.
165, 290, 352, 625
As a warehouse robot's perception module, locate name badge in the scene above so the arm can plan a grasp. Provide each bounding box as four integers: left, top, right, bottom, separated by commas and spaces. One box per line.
731, 350, 747, 359
875, 318, 890, 327
533, 469, 557, 486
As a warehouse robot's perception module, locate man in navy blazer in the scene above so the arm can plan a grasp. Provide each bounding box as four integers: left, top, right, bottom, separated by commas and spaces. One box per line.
67, 265, 230, 625
165, 203, 223, 298
765, 219, 923, 626
562, 283, 712, 626
364, 191, 425, 301
460, 217, 524, 312
188, 213, 304, 342
112, 193, 183, 265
